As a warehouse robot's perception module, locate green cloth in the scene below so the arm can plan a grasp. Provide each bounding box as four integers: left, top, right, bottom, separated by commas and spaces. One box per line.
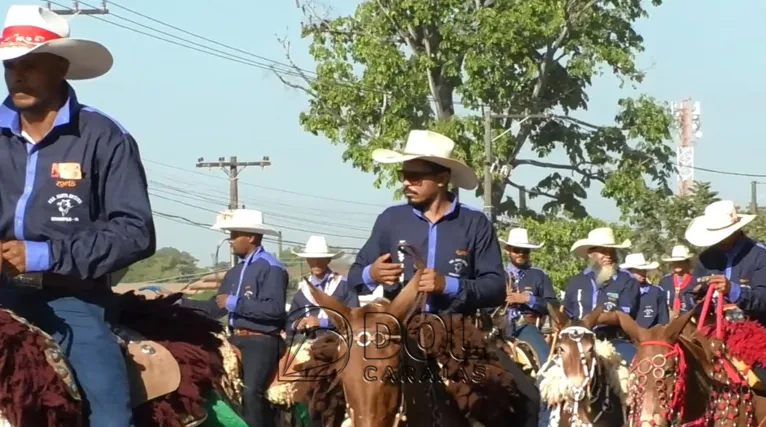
201, 391, 248, 427
292, 402, 310, 427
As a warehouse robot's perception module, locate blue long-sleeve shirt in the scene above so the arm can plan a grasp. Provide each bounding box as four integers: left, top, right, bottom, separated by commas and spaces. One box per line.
637, 283, 669, 328
287, 270, 359, 331
564, 268, 640, 336
680, 237, 766, 324
505, 263, 559, 316
183, 246, 288, 334
347, 195, 505, 313
0, 83, 155, 285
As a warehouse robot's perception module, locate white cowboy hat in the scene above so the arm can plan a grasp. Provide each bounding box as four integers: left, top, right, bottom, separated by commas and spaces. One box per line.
661, 245, 694, 262
685, 200, 755, 248
371, 130, 479, 190
499, 228, 544, 249
292, 235, 344, 259
211, 209, 279, 237
619, 253, 659, 270
0, 5, 112, 80
570, 227, 631, 258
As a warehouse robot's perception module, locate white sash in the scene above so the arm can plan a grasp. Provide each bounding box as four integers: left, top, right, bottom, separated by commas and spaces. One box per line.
300, 273, 343, 320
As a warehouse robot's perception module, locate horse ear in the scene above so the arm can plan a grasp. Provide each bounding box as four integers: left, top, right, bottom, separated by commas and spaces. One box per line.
387, 269, 422, 321
547, 303, 569, 333
581, 306, 604, 330
612, 310, 645, 342
663, 309, 696, 343
306, 283, 352, 329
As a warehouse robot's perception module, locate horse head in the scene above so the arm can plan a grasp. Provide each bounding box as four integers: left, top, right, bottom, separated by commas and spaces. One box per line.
598, 309, 710, 426
305, 247, 424, 427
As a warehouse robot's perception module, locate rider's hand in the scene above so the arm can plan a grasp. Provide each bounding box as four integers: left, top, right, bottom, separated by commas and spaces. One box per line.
369, 253, 403, 285
418, 268, 446, 294
215, 294, 228, 309
296, 316, 320, 331
505, 292, 529, 305
708, 274, 731, 295
2, 241, 26, 276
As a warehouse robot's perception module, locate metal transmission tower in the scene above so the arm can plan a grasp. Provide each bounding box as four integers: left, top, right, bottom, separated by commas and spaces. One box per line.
196, 156, 272, 266
670, 99, 702, 196
46, 1, 109, 15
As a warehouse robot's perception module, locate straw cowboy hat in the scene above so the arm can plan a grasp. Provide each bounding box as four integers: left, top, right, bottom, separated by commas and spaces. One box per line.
211, 209, 279, 237
685, 200, 756, 248
570, 227, 631, 258
292, 235, 344, 259
0, 5, 112, 80
620, 253, 659, 270
371, 130, 479, 190
499, 228, 544, 249
661, 245, 694, 263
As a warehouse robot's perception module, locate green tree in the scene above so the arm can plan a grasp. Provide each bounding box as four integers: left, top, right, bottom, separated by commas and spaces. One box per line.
499, 216, 632, 292
122, 247, 204, 283
620, 181, 720, 260
280, 0, 673, 218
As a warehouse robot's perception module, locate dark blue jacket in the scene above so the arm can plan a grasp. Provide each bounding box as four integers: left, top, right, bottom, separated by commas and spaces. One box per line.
564, 268, 640, 336
680, 237, 766, 324
347, 195, 505, 313
287, 270, 359, 330
637, 283, 669, 328
657, 273, 691, 311
505, 263, 559, 316
183, 247, 288, 335
0, 84, 155, 286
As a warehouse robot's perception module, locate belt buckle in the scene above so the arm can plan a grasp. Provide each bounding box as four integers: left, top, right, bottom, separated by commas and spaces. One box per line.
9, 273, 43, 289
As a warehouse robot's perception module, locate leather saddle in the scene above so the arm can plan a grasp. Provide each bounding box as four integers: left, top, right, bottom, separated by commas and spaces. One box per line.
112, 326, 182, 407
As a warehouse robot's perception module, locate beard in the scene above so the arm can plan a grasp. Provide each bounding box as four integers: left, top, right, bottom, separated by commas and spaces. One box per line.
589, 259, 616, 285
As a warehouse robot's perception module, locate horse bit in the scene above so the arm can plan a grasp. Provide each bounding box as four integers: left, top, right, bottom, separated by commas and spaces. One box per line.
556, 325, 611, 427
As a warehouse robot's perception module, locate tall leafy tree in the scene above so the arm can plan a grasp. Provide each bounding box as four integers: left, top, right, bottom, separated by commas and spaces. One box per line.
279, 0, 673, 218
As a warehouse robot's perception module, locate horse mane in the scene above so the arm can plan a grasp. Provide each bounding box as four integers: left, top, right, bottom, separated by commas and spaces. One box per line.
118, 291, 227, 426
293, 334, 346, 427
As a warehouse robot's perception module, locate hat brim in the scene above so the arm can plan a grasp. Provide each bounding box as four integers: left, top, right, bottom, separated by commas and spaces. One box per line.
571, 240, 631, 258
499, 240, 544, 249
371, 149, 478, 190
212, 220, 280, 237
661, 255, 693, 262
0, 38, 113, 80
684, 214, 756, 248
620, 261, 660, 270
291, 250, 345, 260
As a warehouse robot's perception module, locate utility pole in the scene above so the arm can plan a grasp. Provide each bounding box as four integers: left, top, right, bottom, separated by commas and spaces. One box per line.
196, 156, 272, 265
483, 109, 493, 221
670, 99, 702, 196
46, 0, 109, 14
752, 181, 759, 215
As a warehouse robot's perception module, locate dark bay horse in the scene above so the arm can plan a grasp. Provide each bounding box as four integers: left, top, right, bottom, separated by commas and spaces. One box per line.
0, 290, 235, 427
291, 253, 529, 427
539, 306, 628, 427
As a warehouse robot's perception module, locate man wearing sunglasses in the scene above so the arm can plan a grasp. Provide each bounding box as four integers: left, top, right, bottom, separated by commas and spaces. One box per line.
347, 130, 540, 427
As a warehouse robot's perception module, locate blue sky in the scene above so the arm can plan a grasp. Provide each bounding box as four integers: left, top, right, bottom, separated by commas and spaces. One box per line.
3, 0, 765, 272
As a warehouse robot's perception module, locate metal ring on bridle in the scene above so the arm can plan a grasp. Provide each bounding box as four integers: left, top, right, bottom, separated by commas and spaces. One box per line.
356, 331, 372, 347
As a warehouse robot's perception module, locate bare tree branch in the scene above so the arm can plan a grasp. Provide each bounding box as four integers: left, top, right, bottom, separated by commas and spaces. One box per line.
513, 158, 604, 182
507, 179, 563, 202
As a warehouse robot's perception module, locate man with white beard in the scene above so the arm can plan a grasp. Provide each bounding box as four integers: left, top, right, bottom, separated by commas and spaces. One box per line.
563, 227, 641, 362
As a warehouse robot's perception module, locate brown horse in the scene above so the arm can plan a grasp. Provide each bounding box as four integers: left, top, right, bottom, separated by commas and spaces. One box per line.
0, 291, 235, 427
290, 258, 526, 427
539, 306, 628, 427
597, 309, 712, 426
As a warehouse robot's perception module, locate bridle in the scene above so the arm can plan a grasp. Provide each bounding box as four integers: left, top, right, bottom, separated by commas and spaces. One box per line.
627, 340, 686, 426
556, 325, 612, 427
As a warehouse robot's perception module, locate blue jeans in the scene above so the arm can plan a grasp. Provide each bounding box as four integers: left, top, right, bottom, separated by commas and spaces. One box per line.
512, 323, 551, 364
611, 338, 636, 364
0, 288, 133, 427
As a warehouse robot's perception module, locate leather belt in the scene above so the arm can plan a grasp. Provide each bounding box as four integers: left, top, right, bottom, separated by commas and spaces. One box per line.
8, 273, 104, 291
232, 328, 272, 337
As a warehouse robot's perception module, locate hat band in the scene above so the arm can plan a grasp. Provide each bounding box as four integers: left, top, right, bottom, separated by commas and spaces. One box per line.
1, 25, 63, 47
705, 216, 740, 231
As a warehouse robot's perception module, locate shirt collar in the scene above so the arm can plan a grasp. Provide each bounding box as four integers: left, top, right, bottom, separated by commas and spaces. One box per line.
583, 267, 619, 282
239, 246, 263, 264
0, 82, 80, 136
411, 192, 459, 222
639, 284, 651, 295
310, 269, 333, 286
506, 263, 528, 274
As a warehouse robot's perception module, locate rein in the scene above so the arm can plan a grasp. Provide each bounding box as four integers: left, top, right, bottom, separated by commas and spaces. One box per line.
627, 340, 687, 426
695, 283, 755, 426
